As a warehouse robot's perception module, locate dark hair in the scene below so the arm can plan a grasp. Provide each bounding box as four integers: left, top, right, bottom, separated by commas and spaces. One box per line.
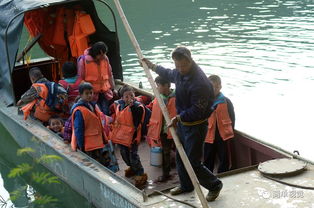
171, 46, 192, 61
79, 82, 93, 95
62, 62, 77, 78
208, 74, 221, 85
29, 67, 43, 80
119, 85, 134, 97
89, 41, 108, 59
155, 76, 170, 87
48, 115, 64, 126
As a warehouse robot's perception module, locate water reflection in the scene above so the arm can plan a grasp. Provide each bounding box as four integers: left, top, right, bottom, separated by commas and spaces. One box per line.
0, 124, 92, 208
116, 0, 314, 160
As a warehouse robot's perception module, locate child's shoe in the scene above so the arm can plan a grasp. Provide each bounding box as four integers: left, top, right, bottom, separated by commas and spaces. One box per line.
124, 167, 136, 178
134, 173, 148, 188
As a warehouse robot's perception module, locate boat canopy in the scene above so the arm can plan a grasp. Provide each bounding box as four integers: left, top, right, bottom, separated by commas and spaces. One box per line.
0, 0, 123, 106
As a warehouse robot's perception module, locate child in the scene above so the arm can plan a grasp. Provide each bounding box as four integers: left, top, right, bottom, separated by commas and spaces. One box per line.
77, 42, 115, 115
147, 76, 176, 182
63, 96, 81, 144
59, 62, 81, 110
204, 75, 235, 173
109, 85, 147, 188
71, 82, 107, 166
17, 67, 67, 123
47, 115, 64, 138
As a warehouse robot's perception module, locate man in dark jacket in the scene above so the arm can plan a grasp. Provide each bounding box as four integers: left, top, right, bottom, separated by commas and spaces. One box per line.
142, 46, 223, 202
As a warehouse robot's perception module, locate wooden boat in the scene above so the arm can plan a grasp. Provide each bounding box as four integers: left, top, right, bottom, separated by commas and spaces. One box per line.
0, 0, 313, 207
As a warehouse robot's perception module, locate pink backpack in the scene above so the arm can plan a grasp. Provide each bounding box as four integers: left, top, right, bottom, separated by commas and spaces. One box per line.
59, 78, 81, 106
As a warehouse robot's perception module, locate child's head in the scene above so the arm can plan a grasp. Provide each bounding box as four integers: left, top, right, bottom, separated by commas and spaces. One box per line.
79, 82, 94, 102
208, 75, 222, 97
48, 116, 64, 133
89, 41, 108, 62
29, 67, 44, 83
120, 85, 135, 106
62, 62, 77, 78
155, 76, 171, 95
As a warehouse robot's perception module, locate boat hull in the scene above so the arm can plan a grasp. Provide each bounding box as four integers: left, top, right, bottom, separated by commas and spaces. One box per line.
0, 102, 142, 208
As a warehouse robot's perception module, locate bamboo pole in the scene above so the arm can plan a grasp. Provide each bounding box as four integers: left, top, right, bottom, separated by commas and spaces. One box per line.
112, 0, 209, 207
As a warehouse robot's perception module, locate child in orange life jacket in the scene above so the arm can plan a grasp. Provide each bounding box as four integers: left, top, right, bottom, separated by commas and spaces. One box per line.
59, 62, 81, 110
147, 76, 176, 182
47, 115, 64, 138
71, 82, 107, 166
109, 85, 147, 188
17, 67, 67, 123
204, 75, 235, 173
77, 42, 115, 115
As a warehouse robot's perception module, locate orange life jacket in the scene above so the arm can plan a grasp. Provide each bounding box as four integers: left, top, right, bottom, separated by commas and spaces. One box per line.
205, 102, 234, 144
24, 8, 75, 62
109, 103, 144, 147
147, 96, 176, 147
21, 83, 55, 122
83, 56, 112, 93
71, 105, 105, 151
68, 11, 96, 57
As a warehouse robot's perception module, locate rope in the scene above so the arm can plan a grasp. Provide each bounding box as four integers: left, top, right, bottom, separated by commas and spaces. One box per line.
262, 173, 314, 190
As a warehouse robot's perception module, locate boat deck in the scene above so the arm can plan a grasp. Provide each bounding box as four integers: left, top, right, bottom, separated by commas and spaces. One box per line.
115, 141, 180, 195
141, 163, 314, 208
115, 141, 314, 208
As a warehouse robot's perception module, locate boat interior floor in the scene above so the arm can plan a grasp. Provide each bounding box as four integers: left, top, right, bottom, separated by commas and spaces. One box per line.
115, 141, 180, 195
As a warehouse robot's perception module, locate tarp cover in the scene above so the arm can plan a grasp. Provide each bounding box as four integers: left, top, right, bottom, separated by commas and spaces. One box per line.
0, 0, 123, 106
0, 0, 79, 106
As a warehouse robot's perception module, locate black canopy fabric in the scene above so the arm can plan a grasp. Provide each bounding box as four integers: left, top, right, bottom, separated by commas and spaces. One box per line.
0, 0, 123, 106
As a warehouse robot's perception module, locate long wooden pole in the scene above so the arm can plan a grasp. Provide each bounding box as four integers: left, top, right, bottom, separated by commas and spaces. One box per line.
112, 1, 209, 207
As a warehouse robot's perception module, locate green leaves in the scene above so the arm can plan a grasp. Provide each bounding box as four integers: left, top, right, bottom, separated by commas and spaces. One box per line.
10, 186, 26, 201
32, 172, 60, 184
8, 147, 62, 206
8, 163, 32, 178
17, 147, 35, 156
36, 155, 62, 164
34, 195, 58, 205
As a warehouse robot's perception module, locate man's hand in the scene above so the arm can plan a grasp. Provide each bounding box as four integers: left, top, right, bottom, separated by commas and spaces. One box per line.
126, 98, 135, 107
168, 115, 180, 128
16, 100, 23, 106
141, 58, 156, 70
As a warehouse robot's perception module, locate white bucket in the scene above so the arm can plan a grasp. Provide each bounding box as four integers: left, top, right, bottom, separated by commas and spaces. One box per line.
150, 147, 163, 167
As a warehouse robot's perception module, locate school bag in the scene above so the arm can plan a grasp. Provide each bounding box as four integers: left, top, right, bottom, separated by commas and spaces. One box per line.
44, 82, 68, 113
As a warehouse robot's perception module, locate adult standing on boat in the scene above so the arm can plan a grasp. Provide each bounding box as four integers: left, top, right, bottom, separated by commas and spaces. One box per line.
142, 46, 223, 202
77, 41, 115, 115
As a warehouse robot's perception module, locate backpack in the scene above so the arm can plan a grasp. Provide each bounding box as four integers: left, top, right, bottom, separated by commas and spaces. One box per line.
59, 79, 80, 104
44, 82, 68, 112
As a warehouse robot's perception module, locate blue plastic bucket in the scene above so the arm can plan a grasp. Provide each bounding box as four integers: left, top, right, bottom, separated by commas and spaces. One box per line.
150, 147, 162, 167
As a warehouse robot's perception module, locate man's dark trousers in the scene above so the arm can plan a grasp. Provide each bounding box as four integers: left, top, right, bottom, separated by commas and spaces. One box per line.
176, 121, 221, 191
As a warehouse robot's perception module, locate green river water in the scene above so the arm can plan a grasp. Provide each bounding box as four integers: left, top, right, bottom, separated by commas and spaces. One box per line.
1, 0, 314, 206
